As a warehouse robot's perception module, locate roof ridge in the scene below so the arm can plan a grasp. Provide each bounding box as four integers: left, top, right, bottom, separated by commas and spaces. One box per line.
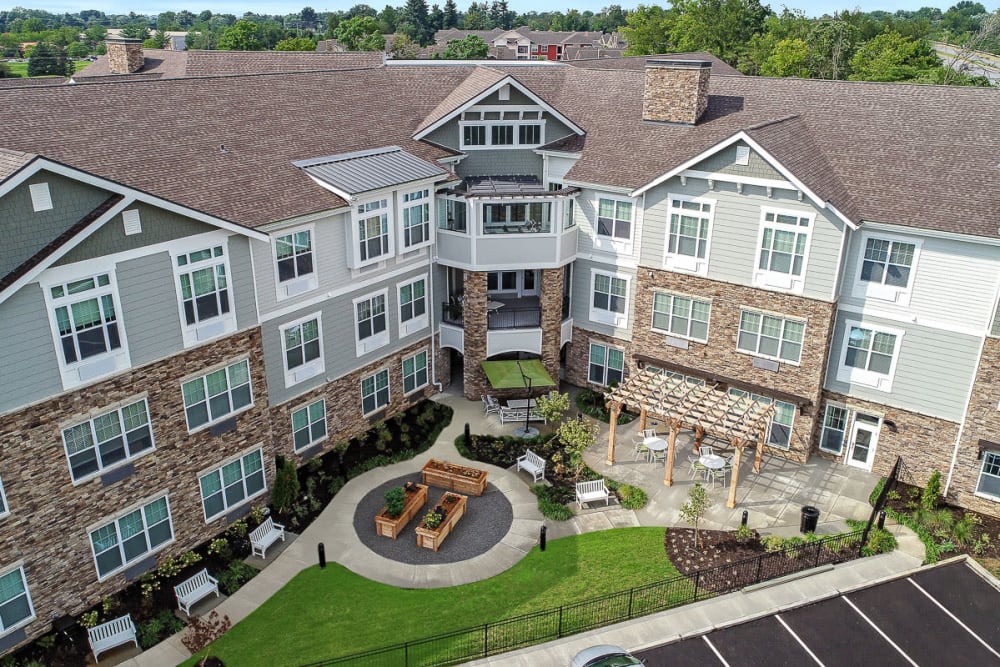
744, 114, 801, 131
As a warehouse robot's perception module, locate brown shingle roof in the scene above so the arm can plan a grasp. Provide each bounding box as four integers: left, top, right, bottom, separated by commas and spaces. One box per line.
567, 52, 742, 76
414, 66, 507, 134
0, 148, 35, 180
74, 49, 188, 79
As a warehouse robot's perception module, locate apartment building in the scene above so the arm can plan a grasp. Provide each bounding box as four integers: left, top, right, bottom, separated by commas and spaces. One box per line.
0, 56, 998, 653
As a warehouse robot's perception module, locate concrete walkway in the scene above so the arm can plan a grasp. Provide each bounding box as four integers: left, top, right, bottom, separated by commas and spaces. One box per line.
120, 383, 922, 666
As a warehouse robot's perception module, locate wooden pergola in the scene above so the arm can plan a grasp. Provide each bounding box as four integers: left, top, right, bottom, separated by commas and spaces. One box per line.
605, 368, 776, 509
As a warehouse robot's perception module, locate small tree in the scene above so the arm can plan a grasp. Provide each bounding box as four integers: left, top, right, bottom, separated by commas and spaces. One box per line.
557, 417, 599, 475
441, 34, 489, 59
679, 483, 712, 550
271, 456, 301, 514
276, 36, 318, 51
921, 470, 942, 511
535, 391, 570, 425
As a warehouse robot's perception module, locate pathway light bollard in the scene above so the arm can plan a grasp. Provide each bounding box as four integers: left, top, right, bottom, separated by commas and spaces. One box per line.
741, 510, 748, 527
465, 422, 471, 448
318, 542, 326, 569
540, 525, 547, 552
877, 510, 887, 530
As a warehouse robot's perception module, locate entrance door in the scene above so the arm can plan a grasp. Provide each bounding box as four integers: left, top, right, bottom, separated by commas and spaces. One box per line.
846, 413, 880, 470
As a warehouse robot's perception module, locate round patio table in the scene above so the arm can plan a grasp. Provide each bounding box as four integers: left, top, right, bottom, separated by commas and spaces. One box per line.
700, 454, 726, 469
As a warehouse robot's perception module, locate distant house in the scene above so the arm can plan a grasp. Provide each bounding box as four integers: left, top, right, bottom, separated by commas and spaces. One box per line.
434, 26, 624, 61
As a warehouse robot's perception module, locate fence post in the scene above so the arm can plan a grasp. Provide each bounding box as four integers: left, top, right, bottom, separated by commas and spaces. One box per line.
558, 606, 564, 638
405, 641, 409, 667
628, 587, 634, 619
693, 570, 700, 600
814, 540, 821, 567
483, 623, 488, 657
755, 555, 763, 584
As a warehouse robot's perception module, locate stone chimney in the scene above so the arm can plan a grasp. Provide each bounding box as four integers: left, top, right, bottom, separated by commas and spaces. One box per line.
642, 60, 712, 125
105, 37, 144, 74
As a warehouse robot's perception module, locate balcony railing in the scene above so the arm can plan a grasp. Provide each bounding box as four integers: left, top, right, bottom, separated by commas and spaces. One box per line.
441, 302, 541, 330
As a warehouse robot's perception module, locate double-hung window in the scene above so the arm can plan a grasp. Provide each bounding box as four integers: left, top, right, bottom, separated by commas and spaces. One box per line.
48, 272, 127, 384
355, 290, 388, 355
199, 449, 265, 521
361, 369, 390, 415
0, 567, 35, 634
357, 199, 390, 265
664, 196, 712, 275
730, 389, 794, 450
837, 321, 902, 390
976, 451, 1000, 499
651, 292, 710, 342
754, 209, 813, 292
175, 245, 234, 345
403, 350, 428, 394
590, 271, 629, 327
90, 495, 173, 579
275, 228, 316, 297
62, 398, 154, 482
596, 198, 633, 242
398, 277, 427, 337
857, 235, 919, 304
736, 310, 804, 364
182, 359, 253, 430
402, 190, 431, 249
292, 400, 327, 451
281, 314, 323, 386
589, 343, 624, 386
819, 404, 848, 454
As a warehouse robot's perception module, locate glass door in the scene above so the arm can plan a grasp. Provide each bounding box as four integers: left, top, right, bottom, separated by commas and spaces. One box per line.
846, 413, 880, 470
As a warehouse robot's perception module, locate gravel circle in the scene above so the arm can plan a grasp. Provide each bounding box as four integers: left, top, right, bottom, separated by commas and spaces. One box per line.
353, 473, 514, 565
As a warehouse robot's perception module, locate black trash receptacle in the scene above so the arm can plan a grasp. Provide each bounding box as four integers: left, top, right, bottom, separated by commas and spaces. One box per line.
800, 505, 820, 533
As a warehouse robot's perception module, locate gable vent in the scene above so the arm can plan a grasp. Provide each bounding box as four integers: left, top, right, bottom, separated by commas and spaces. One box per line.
122, 209, 142, 235
735, 145, 751, 166
29, 183, 52, 212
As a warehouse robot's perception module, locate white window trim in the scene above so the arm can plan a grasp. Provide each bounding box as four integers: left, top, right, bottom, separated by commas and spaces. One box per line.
198, 447, 267, 522
852, 231, 922, 307
593, 194, 636, 253
735, 309, 806, 366
0, 476, 8, 520
588, 342, 625, 387
650, 291, 711, 343
974, 451, 1000, 502
181, 358, 255, 433
351, 197, 394, 269
402, 349, 430, 395
61, 396, 156, 485
273, 223, 319, 300
662, 193, 714, 277
589, 269, 630, 328
730, 389, 794, 451
397, 274, 429, 339
88, 493, 175, 581
0, 564, 35, 636
458, 105, 546, 150
279, 312, 325, 388
354, 288, 390, 357
835, 319, 905, 392
40, 262, 132, 391
752, 206, 815, 294
818, 402, 849, 454
398, 188, 434, 253
170, 237, 238, 349
361, 368, 391, 416
292, 399, 328, 451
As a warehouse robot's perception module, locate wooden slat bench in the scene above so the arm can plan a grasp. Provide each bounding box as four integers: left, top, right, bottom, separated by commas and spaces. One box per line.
516, 449, 546, 483
575, 479, 610, 508
249, 516, 286, 559
88, 613, 138, 663
174, 568, 220, 616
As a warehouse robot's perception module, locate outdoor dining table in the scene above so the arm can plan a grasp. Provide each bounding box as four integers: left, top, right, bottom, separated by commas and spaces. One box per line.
700, 453, 726, 470
506, 398, 537, 409
643, 436, 668, 464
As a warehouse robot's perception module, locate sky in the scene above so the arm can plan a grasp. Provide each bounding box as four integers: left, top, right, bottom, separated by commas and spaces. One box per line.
14, 0, 1000, 20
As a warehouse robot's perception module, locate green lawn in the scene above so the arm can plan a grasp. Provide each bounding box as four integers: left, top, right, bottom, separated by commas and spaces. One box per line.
3, 60, 90, 78
187, 527, 685, 665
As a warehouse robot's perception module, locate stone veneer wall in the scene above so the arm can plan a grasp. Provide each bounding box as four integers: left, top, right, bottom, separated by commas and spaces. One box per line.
105, 39, 144, 74
0, 327, 271, 652
271, 337, 443, 463
642, 62, 711, 125
564, 326, 632, 391
462, 271, 488, 400
538, 267, 565, 386
819, 390, 959, 488
947, 336, 1000, 517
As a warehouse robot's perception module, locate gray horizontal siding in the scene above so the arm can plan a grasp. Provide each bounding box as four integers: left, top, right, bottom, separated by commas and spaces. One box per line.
691, 142, 784, 181
228, 235, 258, 330
824, 310, 980, 421
574, 188, 642, 265
641, 177, 843, 300
0, 283, 62, 414
570, 257, 635, 340
117, 251, 184, 367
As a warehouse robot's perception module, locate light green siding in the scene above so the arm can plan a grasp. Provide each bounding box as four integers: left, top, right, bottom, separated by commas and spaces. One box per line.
0, 283, 62, 413
690, 142, 784, 181
117, 252, 184, 366
570, 257, 635, 341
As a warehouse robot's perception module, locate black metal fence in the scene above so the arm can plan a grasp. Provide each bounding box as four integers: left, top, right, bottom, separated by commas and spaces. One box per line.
301, 529, 865, 667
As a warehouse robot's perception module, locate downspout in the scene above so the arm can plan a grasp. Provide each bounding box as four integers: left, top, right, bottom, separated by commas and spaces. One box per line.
944, 335, 986, 496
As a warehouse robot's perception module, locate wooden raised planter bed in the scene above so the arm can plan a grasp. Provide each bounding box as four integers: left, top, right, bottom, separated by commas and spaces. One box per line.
421, 459, 488, 496
374, 483, 428, 539
415, 493, 467, 551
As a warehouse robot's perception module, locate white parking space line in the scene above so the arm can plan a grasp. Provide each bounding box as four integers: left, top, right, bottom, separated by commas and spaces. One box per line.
776, 614, 825, 666
907, 578, 1000, 660
702, 636, 732, 666
842, 596, 919, 667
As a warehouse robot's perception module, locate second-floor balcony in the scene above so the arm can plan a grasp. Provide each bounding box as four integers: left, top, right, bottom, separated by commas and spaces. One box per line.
441, 294, 570, 330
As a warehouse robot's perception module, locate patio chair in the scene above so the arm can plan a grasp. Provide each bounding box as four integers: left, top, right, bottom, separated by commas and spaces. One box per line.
688, 455, 705, 477
650, 448, 667, 466
631, 434, 649, 462
699, 445, 715, 457
707, 466, 727, 489
483, 395, 500, 416
641, 428, 657, 439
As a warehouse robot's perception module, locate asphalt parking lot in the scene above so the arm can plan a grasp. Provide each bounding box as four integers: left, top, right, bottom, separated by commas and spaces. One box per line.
636, 561, 1000, 666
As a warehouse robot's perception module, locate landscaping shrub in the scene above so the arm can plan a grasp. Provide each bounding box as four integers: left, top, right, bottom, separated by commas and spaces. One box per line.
603, 478, 649, 510
574, 388, 636, 424
218, 561, 258, 596
921, 470, 942, 511
531, 484, 575, 520
271, 456, 301, 515
138, 609, 185, 649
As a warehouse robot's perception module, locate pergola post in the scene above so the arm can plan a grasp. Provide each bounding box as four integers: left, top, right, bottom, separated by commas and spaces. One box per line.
694, 425, 704, 454
663, 420, 680, 486
606, 401, 621, 466
754, 427, 765, 473
727, 443, 743, 509
638, 406, 647, 433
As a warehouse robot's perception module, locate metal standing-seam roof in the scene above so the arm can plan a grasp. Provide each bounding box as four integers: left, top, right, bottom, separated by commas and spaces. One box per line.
293, 146, 448, 198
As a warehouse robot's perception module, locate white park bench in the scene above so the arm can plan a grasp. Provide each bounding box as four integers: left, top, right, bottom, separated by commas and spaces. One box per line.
88, 613, 138, 662
249, 516, 286, 559
499, 407, 545, 426
174, 568, 220, 616
516, 449, 546, 483
575, 479, 610, 509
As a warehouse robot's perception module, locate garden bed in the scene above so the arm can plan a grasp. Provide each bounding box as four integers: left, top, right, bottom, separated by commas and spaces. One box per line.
415, 493, 468, 551
375, 483, 428, 539
422, 459, 487, 496
575, 387, 637, 425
